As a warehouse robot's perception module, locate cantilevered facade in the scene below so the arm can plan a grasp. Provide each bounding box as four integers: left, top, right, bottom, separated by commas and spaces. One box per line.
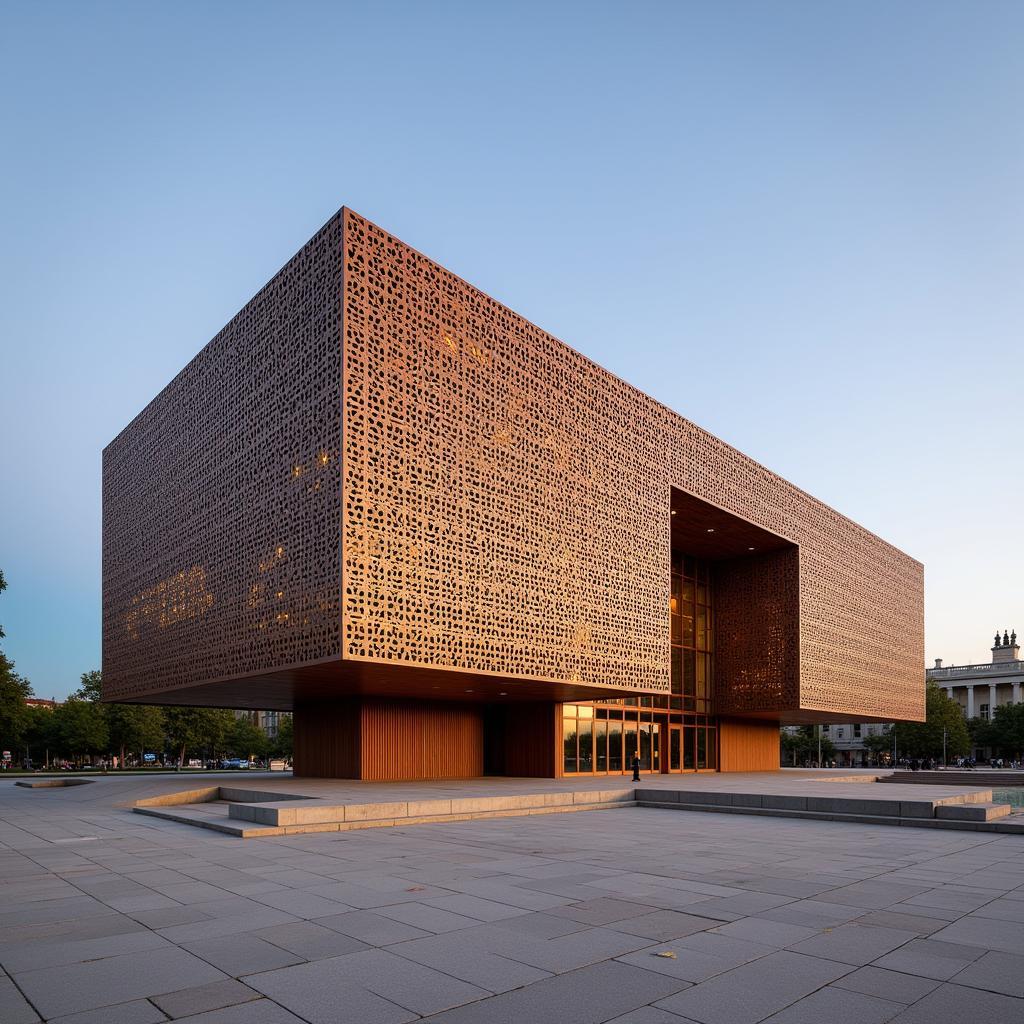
102, 208, 924, 779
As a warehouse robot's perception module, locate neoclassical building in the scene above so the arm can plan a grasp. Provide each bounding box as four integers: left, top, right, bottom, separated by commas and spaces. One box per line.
101, 208, 924, 779
928, 630, 1023, 720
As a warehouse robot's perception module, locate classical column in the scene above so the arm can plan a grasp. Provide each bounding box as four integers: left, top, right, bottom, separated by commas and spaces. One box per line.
945, 687, 954, 701
990, 683, 998, 717
966, 685, 975, 718
1014, 681, 1021, 704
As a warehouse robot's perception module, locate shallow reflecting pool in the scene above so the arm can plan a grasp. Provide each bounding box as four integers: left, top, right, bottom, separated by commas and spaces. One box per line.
992, 787, 1024, 808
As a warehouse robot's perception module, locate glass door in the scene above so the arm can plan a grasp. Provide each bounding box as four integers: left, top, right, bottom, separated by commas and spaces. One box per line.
669, 726, 681, 771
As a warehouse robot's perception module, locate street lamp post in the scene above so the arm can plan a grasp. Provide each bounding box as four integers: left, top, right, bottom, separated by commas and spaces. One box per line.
943, 728, 947, 767
892, 725, 897, 768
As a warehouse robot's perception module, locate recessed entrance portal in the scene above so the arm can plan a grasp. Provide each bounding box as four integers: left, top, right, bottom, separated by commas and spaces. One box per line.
558, 487, 797, 777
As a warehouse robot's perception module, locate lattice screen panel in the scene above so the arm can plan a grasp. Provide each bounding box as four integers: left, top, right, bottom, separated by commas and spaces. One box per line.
102, 206, 923, 724
341, 210, 923, 720
102, 214, 344, 701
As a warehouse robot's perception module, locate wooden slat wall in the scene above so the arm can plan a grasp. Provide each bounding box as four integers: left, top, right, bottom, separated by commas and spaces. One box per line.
293, 698, 361, 778
501, 703, 557, 778
359, 699, 484, 781
294, 698, 486, 779
718, 717, 780, 772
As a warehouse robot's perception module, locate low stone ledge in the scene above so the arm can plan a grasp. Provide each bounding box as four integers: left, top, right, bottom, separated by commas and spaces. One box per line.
635, 788, 678, 803
574, 788, 634, 805
228, 802, 348, 826
406, 798, 453, 817
762, 794, 806, 811
898, 800, 942, 818
339, 800, 410, 822
134, 786, 220, 807
935, 802, 1011, 822
806, 797, 903, 816
218, 787, 308, 804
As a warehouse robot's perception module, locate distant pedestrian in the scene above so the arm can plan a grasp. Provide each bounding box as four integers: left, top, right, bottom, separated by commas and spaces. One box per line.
631, 754, 641, 782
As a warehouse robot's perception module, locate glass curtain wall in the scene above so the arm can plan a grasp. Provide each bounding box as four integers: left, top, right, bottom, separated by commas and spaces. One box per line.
561, 552, 719, 774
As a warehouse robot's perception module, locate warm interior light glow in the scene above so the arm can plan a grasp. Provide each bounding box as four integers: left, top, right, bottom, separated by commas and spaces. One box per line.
125, 567, 214, 639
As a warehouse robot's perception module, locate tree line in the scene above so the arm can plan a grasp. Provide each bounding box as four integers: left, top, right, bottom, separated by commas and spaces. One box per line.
0, 569, 291, 768
3, 669, 292, 769
781, 684, 975, 766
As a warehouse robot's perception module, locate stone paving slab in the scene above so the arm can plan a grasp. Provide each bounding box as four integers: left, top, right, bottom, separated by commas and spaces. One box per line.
760, 984, 904, 1023
148, 978, 261, 1018
13, 946, 227, 1019
886, 982, 1024, 1023
49, 998, 167, 1024
1, 776, 1024, 1022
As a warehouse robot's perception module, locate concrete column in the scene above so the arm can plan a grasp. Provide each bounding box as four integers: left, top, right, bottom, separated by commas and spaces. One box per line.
990, 684, 998, 717
966, 685, 975, 718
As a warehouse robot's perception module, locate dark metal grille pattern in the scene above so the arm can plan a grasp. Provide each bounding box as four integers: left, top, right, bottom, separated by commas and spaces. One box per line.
714, 549, 800, 714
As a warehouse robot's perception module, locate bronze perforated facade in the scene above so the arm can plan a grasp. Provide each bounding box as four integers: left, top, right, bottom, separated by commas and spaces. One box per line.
103, 213, 344, 705
102, 206, 924, 778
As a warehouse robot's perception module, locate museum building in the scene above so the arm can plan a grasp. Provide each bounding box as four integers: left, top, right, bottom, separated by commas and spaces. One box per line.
102, 208, 925, 780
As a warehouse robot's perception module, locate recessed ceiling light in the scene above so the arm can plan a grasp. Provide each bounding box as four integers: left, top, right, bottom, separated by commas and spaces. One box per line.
499, 691, 508, 696
748, 546, 756, 551
465, 689, 474, 693
670, 510, 677, 516
706, 528, 715, 533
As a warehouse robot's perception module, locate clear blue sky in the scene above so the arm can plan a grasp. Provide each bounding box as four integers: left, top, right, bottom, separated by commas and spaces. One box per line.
1, 1, 1021, 700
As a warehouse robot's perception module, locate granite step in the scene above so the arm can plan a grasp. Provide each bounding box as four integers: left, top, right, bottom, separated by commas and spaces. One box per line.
935, 801, 1012, 821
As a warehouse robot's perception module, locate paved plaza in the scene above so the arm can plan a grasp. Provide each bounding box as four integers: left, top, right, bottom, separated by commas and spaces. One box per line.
2, 775, 1024, 1023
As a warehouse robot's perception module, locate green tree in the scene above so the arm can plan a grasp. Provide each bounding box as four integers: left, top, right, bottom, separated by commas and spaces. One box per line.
82, 669, 166, 767
163, 708, 204, 767
72, 670, 103, 702
979, 702, 1024, 759
891, 683, 970, 761
202, 709, 236, 760
273, 713, 293, 758
863, 731, 893, 763
0, 571, 34, 753
164, 707, 235, 766
779, 726, 835, 766
23, 704, 60, 767
228, 715, 270, 761
0, 656, 32, 752
108, 703, 165, 767
55, 698, 109, 764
